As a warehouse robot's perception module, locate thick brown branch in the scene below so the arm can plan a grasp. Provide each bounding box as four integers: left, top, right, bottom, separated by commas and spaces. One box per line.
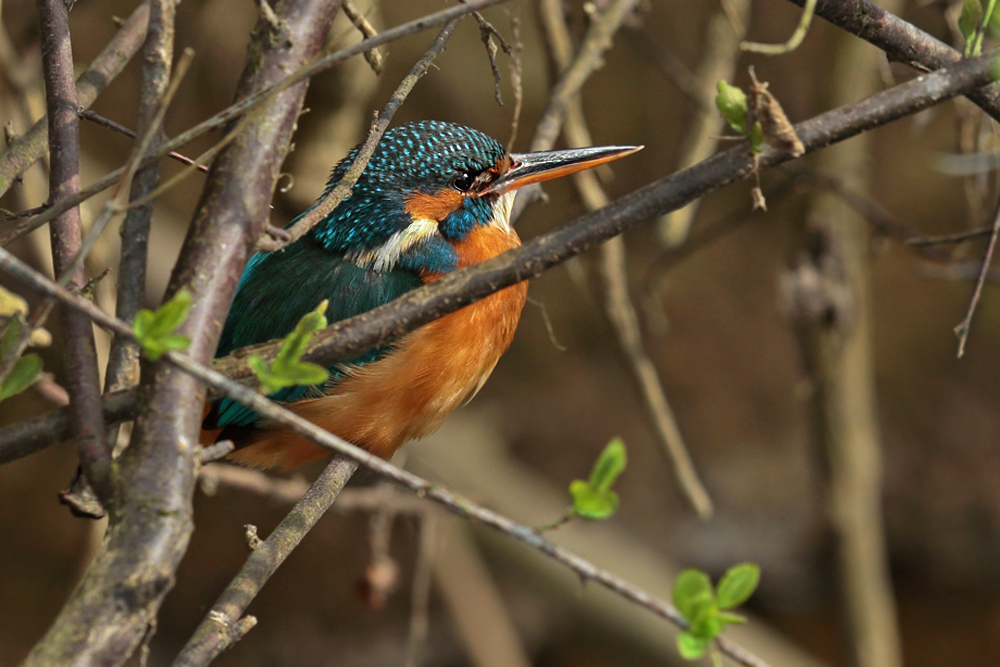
36, 0, 112, 502
2, 50, 999, 464
785, 0, 1000, 121
19, 0, 341, 664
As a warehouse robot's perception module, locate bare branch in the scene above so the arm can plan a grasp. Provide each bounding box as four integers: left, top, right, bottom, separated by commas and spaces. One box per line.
36, 0, 112, 502
105, 0, 181, 423
657, 0, 749, 247
78, 110, 208, 173
173, 456, 359, 666
0, 0, 515, 248
19, 0, 341, 663
342, 0, 384, 74
257, 15, 463, 251
3, 51, 999, 463
954, 195, 1000, 357
785, 0, 1000, 121
742, 0, 816, 55
0, 2, 150, 198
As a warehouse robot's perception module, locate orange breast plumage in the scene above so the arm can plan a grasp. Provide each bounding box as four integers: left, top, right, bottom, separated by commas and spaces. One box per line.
227, 224, 527, 470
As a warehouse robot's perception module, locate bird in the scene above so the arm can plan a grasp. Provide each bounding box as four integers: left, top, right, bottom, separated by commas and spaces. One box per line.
202, 120, 640, 470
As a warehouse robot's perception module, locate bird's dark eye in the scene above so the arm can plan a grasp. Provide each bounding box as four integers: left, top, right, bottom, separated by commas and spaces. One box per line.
452, 171, 475, 192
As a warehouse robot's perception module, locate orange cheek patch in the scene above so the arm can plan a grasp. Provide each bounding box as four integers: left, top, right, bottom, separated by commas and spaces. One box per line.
405, 188, 465, 222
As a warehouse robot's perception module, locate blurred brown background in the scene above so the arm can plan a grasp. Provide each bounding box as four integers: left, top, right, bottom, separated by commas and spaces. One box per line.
3, 0, 1000, 665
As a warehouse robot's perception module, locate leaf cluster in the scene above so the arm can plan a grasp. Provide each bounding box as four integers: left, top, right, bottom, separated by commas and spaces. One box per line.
673, 563, 760, 661
569, 437, 627, 520
133, 289, 193, 361
249, 300, 330, 396
538, 437, 628, 532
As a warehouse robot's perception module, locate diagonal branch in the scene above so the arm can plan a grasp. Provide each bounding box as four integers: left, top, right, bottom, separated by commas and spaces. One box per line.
2, 50, 999, 465
0, 1, 150, 198
0, 245, 772, 667
785, 0, 1000, 121
535, 0, 713, 518
0, 0, 515, 248
171, 456, 359, 666
258, 14, 463, 251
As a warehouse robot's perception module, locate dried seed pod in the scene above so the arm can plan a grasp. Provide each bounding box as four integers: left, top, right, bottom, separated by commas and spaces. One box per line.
747, 66, 805, 157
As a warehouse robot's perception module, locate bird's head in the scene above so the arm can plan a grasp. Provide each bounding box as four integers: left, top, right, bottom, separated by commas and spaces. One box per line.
309, 120, 640, 274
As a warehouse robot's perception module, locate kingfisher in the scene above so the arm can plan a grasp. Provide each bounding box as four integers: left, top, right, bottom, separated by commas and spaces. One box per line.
202, 120, 640, 470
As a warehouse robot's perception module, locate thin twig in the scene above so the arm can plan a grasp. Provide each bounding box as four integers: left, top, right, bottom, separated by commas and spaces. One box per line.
785, 163, 953, 262
405, 512, 437, 667
257, 16, 463, 252
79, 110, 208, 173
3, 50, 1000, 462
0, 246, 770, 667
104, 0, 181, 439
657, 0, 749, 247
506, 8, 523, 149
173, 456, 360, 666
462, 0, 513, 106
954, 194, 1000, 357
535, 0, 713, 517
531, 0, 640, 152
741, 0, 817, 54
0, 1, 150, 198
905, 226, 993, 246
199, 464, 427, 512
1, 0, 514, 249
63, 50, 194, 292
342, 0, 384, 74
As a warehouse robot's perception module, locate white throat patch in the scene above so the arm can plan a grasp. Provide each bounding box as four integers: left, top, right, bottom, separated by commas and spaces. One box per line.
492, 191, 516, 233
347, 217, 438, 273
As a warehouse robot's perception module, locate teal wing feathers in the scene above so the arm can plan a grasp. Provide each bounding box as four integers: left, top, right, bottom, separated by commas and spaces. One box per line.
204, 236, 423, 430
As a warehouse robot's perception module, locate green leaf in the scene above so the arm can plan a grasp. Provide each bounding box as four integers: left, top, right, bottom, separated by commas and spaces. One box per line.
716, 80, 749, 135
250, 300, 330, 396
0, 317, 21, 358
717, 611, 748, 626
673, 568, 715, 626
271, 361, 328, 387
273, 300, 328, 369
134, 289, 193, 360
960, 0, 984, 48
569, 479, 619, 520
677, 631, 709, 660
0, 352, 42, 402
990, 1, 1000, 36
716, 562, 760, 610
691, 617, 722, 641
587, 437, 627, 492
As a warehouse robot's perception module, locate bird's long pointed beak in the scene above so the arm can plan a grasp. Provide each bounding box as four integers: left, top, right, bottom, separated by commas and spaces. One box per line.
485, 145, 643, 195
